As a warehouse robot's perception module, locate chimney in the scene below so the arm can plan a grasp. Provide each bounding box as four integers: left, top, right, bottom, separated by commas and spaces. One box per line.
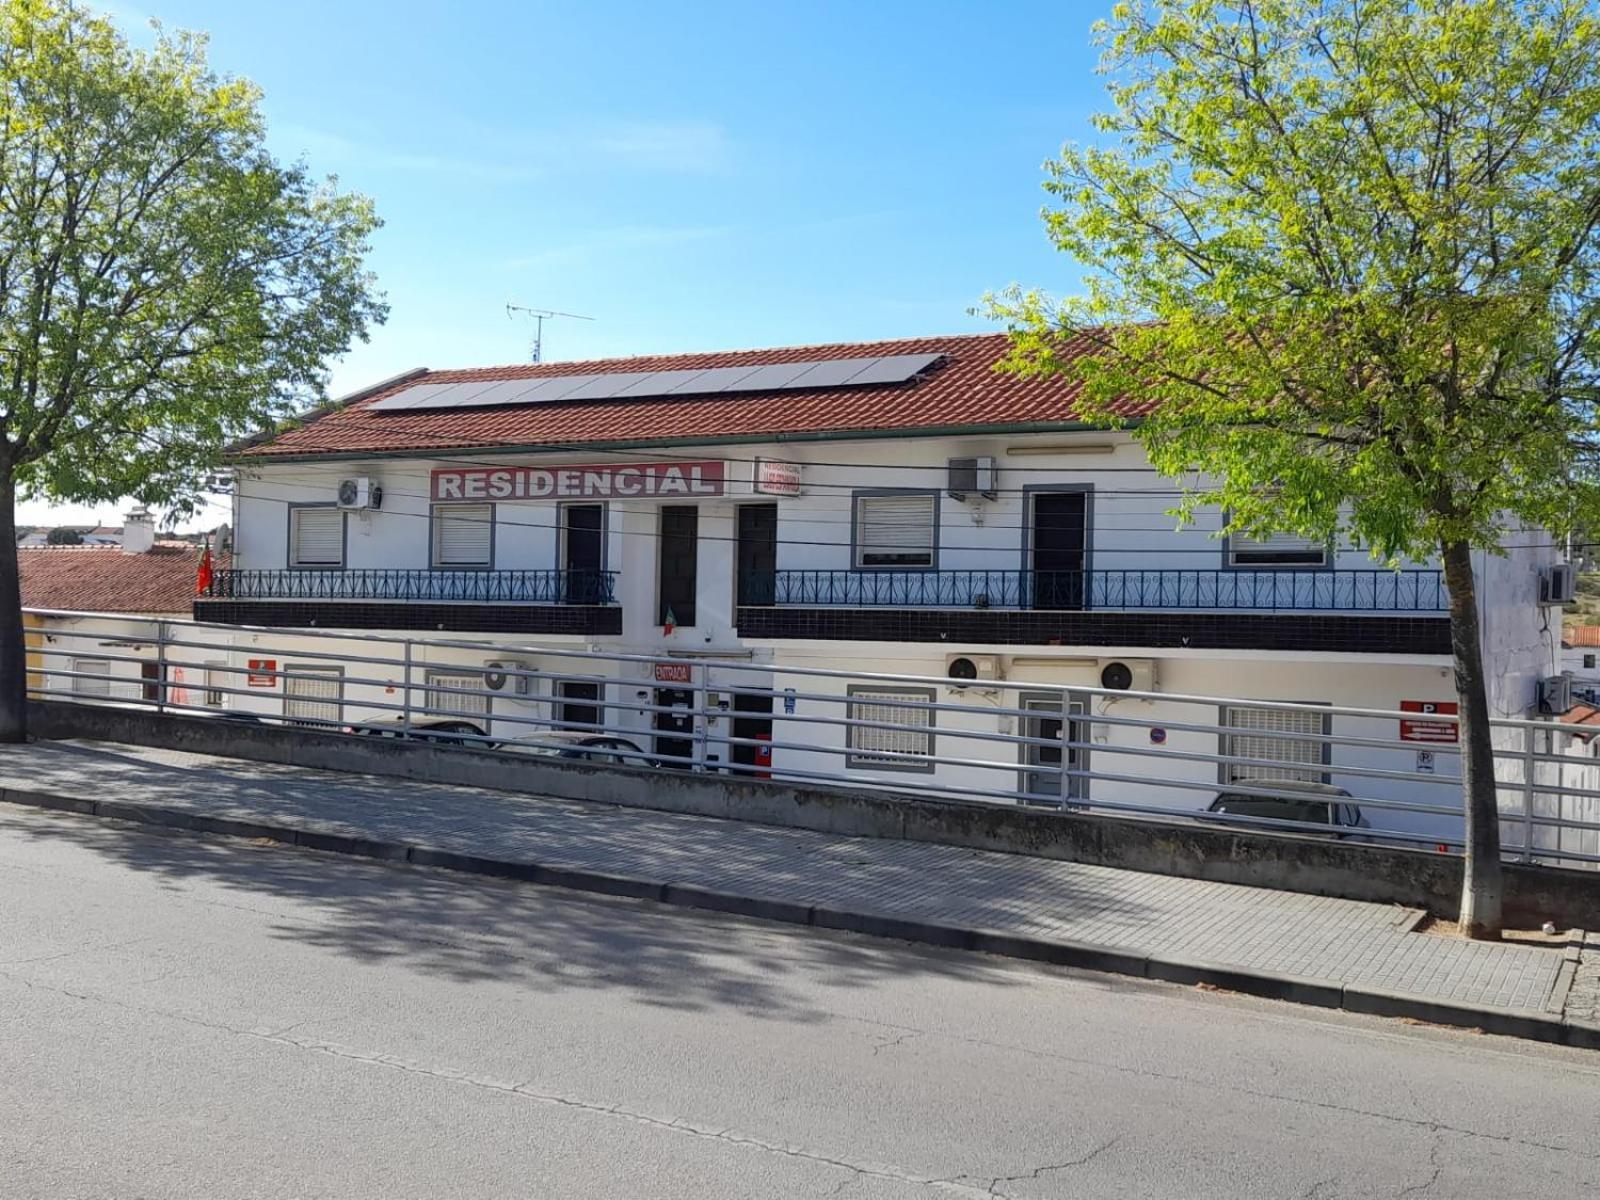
122, 507, 155, 555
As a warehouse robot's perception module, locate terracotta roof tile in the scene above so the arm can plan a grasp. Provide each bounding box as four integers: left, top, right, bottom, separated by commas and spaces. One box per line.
238, 332, 1128, 460
1564, 624, 1600, 648
20, 544, 227, 615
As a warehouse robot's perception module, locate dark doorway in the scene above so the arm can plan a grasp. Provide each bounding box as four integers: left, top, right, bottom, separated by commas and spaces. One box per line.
140, 661, 164, 705
658, 506, 698, 627
562, 504, 605, 604
1029, 491, 1088, 610
729, 688, 775, 775
653, 687, 695, 766
736, 503, 778, 607
555, 680, 603, 731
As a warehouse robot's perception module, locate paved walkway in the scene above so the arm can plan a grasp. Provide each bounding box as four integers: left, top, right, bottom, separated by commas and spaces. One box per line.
0, 739, 1584, 1027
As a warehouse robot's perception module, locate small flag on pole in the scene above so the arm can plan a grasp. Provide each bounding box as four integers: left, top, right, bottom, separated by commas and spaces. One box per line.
195, 541, 214, 596
662, 606, 677, 636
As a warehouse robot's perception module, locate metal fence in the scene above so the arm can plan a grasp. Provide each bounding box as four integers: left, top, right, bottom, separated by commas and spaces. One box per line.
206, 568, 617, 605
22, 607, 1600, 869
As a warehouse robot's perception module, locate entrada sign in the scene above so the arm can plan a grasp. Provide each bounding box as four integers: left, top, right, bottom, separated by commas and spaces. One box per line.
432, 461, 725, 502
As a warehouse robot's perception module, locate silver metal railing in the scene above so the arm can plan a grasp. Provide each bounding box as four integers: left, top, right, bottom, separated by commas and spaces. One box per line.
20, 607, 1600, 869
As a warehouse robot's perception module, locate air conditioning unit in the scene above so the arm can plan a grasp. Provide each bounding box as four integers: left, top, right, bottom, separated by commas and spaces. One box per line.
337, 477, 382, 510
1098, 658, 1158, 694
484, 659, 533, 696
947, 456, 998, 501
1539, 563, 1577, 605
1538, 673, 1573, 715
945, 654, 1003, 686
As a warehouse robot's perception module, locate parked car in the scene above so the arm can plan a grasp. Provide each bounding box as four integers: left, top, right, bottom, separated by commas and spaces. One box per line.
343, 714, 491, 747
498, 731, 658, 768
1205, 779, 1368, 835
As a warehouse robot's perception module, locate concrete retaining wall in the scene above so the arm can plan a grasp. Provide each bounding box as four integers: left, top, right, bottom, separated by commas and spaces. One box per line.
28, 700, 1600, 928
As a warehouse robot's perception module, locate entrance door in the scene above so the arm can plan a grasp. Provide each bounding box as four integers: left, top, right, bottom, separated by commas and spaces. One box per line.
1029, 491, 1088, 610
1020, 694, 1088, 804
653, 687, 695, 767
562, 504, 605, 604
736, 503, 778, 607
729, 688, 775, 776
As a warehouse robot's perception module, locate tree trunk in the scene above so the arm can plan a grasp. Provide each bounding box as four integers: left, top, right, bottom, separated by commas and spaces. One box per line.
0, 472, 26, 743
1441, 540, 1502, 939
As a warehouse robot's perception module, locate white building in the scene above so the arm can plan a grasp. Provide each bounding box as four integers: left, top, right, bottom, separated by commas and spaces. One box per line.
174, 333, 1564, 839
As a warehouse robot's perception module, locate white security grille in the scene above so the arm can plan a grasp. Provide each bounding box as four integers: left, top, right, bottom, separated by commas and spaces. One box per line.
290, 507, 344, 566
855, 494, 936, 567
848, 688, 934, 769
71, 658, 112, 698
433, 504, 492, 567
427, 671, 489, 718
284, 665, 343, 724
1223, 705, 1326, 782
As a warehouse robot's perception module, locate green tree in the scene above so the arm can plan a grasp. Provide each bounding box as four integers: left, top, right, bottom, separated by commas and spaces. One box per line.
0, 2, 385, 741
994, 0, 1600, 938
44, 527, 83, 545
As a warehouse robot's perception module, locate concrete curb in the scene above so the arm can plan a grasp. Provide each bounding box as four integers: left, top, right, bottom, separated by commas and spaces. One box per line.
5, 784, 1596, 1053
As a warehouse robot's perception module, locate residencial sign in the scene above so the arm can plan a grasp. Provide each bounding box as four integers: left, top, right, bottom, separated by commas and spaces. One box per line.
754, 458, 802, 497
247, 659, 278, 688
431, 461, 725, 502
654, 662, 693, 684
1399, 700, 1459, 743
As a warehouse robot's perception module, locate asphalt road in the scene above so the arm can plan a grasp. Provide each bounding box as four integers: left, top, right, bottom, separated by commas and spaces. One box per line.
1, 806, 1597, 1199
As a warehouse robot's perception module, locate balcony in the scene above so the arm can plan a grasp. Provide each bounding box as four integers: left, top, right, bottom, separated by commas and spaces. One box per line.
206, 568, 617, 605
746, 569, 1448, 612
195, 568, 621, 636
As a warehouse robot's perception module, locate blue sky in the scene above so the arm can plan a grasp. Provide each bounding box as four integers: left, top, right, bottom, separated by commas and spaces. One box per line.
24, 0, 1110, 528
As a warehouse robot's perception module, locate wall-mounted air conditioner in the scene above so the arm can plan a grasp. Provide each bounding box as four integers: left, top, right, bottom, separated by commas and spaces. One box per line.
947, 456, 998, 501
484, 659, 533, 696
945, 654, 1003, 686
1539, 673, 1573, 715
1539, 563, 1577, 605
1097, 659, 1158, 694
337, 477, 383, 510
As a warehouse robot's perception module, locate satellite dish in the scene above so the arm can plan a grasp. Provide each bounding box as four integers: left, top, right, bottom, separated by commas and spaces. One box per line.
1100, 661, 1134, 691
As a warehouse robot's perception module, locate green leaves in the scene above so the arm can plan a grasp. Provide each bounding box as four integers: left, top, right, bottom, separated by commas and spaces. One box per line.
0, 0, 386, 515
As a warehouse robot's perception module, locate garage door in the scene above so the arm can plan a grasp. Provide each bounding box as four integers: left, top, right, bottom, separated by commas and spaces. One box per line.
1222, 704, 1327, 783
284, 665, 343, 726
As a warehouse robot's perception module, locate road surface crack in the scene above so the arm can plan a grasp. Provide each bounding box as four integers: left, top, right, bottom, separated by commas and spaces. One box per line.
1397, 1128, 1446, 1197
980, 1136, 1120, 1197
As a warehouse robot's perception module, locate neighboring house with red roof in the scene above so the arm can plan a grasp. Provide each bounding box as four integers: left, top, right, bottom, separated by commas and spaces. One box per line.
61, 327, 1562, 843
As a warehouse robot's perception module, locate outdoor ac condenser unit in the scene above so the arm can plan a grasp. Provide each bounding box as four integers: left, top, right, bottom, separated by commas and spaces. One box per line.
945, 654, 1003, 686
1539, 563, 1577, 606
484, 660, 532, 696
1098, 659, 1158, 694
1539, 673, 1574, 715
337, 477, 382, 510
947, 456, 998, 501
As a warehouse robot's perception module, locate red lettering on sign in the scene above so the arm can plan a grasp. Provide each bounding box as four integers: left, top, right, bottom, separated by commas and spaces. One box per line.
654, 662, 693, 684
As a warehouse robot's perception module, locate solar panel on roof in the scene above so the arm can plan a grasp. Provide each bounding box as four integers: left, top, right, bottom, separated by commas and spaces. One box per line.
369, 352, 946, 413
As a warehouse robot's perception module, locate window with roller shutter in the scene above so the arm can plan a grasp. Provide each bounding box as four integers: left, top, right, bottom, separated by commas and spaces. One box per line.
432, 504, 493, 568
1226, 529, 1327, 567
1220, 704, 1330, 783
846, 686, 936, 772
289, 506, 345, 567
853, 492, 938, 569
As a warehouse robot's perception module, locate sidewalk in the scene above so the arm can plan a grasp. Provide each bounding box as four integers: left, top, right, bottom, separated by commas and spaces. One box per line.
3, 738, 1595, 1047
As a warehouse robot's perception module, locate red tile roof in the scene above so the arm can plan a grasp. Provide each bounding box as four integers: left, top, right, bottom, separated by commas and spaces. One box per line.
1564, 624, 1600, 648
238, 332, 1126, 460
20, 544, 227, 615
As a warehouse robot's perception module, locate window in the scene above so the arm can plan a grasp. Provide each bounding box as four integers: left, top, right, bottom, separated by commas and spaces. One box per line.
854, 493, 937, 568
283, 664, 343, 725
1227, 530, 1326, 567
71, 658, 112, 698
432, 504, 493, 568
658, 506, 698, 627
426, 670, 489, 719
290, 506, 344, 568
555, 680, 603, 731
204, 660, 227, 707
846, 686, 936, 772
1221, 704, 1329, 783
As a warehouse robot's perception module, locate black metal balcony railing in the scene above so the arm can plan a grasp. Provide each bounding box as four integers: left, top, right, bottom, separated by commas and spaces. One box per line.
206, 569, 618, 605
744, 569, 1448, 612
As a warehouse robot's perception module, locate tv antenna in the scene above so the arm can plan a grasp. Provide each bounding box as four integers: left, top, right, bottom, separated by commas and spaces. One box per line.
505, 304, 595, 363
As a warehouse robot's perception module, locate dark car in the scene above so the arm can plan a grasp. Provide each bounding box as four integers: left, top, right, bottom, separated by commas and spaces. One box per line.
344, 714, 491, 747
499, 731, 658, 768
1206, 779, 1368, 835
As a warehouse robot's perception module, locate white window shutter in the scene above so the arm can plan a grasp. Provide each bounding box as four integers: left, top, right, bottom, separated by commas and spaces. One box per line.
1229, 530, 1325, 565
292, 508, 344, 566
856, 494, 936, 565
849, 689, 935, 767
434, 505, 493, 566
1224, 706, 1326, 782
